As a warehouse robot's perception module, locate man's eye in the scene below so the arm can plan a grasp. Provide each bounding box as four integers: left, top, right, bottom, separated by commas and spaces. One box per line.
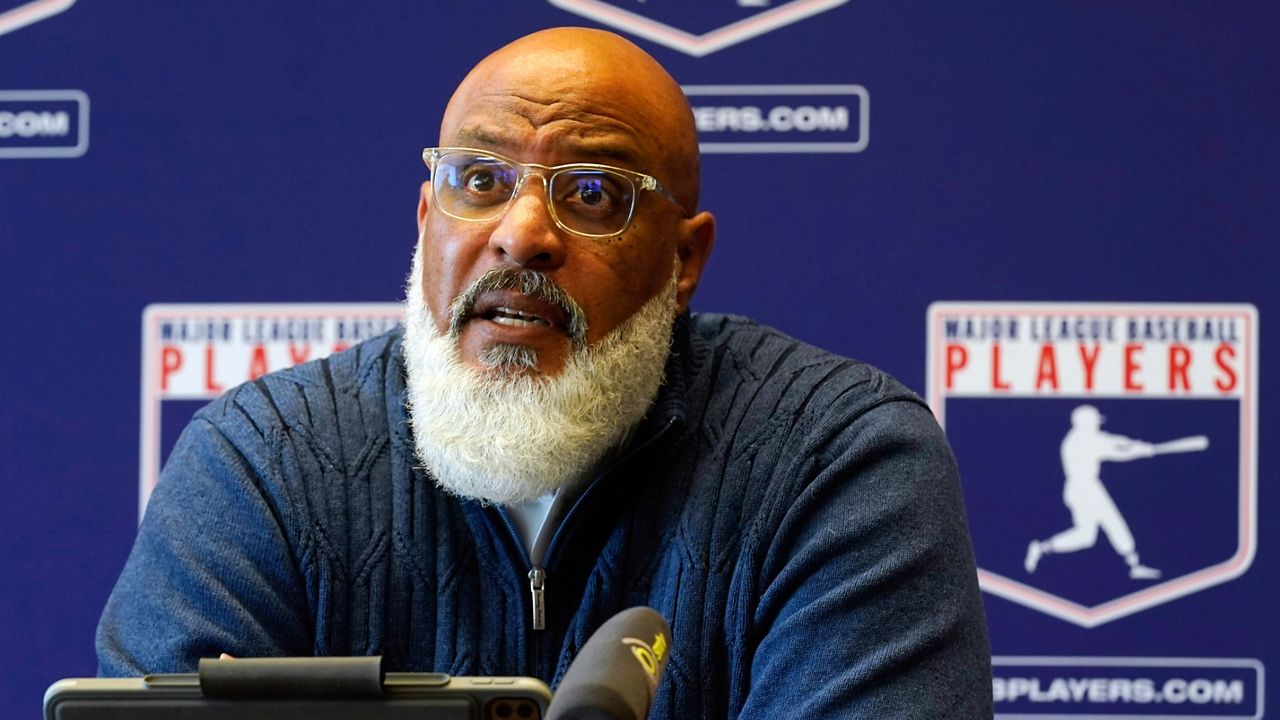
577, 180, 605, 206
560, 175, 624, 216
465, 169, 498, 193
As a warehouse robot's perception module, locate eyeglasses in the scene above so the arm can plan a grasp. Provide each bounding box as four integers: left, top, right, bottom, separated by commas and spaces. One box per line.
422, 147, 683, 240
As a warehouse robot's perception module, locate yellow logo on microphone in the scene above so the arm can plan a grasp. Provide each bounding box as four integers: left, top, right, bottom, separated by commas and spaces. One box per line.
623, 632, 669, 682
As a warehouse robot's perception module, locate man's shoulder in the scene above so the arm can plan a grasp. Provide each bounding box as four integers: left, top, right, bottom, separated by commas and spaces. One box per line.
683, 312, 925, 422
194, 327, 405, 438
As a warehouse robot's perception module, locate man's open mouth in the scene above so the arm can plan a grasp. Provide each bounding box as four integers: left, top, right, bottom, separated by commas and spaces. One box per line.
448, 268, 588, 348
467, 292, 569, 335
485, 306, 552, 328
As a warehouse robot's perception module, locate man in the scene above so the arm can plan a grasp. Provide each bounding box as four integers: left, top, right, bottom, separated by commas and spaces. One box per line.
1025, 404, 1161, 579
97, 28, 992, 718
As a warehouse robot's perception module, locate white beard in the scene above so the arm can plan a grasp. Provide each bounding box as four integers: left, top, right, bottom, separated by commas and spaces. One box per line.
402, 244, 677, 505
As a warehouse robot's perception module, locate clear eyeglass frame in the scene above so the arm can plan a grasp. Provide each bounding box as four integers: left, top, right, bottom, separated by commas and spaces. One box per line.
422, 146, 684, 240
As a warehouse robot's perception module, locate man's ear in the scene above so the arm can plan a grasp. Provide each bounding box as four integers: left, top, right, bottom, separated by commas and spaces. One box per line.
417, 180, 432, 233
674, 210, 716, 314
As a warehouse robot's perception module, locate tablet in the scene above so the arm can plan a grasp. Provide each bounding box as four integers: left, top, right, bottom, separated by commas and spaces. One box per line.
45, 657, 552, 720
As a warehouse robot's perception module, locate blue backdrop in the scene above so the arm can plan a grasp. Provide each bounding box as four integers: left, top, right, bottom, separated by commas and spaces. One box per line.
2, 2, 1277, 718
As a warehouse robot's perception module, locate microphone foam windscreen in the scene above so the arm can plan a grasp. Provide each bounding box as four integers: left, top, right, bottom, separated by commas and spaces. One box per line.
546, 606, 671, 720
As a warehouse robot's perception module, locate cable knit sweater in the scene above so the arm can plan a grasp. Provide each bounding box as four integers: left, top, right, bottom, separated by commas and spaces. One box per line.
97, 313, 993, 718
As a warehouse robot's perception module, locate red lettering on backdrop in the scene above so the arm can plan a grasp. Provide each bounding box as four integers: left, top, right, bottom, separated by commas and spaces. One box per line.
1124, 344, 1144, 391
205, 345, 224, 393
332, 343, 350, 354
1035, 343, 1058, 390
248, 345, 269, 380
992, 344, 1011, 391
289, 343, 311, 365
1215, 343, 1238, 392
1168, 344, 1191, 391
1079, 344, 1101, 391
945, 344, 968, 389
160, 346, 182, 391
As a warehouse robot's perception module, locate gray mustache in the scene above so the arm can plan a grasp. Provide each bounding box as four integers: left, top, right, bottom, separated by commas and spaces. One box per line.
449, 268, 588, 349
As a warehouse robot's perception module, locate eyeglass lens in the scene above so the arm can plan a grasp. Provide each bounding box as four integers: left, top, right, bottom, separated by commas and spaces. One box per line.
432, 152, 637, 237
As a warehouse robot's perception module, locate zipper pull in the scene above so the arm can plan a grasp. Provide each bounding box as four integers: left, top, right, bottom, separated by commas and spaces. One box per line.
528, 567, 547, 631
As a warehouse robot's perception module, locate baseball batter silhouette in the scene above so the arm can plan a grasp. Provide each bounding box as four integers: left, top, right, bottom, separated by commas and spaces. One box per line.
1025, 404, 1162, 580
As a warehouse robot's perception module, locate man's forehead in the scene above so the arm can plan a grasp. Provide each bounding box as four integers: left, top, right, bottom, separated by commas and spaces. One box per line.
442, 93, 652, 168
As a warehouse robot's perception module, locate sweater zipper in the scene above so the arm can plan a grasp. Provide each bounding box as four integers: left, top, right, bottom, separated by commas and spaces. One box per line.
503, 416, 678, 673
528, 567, 547, 630
533, 415, 678, 621
495, 510, 546, 632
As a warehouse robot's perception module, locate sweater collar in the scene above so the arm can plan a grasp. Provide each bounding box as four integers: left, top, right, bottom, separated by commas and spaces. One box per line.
639, 310, 692, 432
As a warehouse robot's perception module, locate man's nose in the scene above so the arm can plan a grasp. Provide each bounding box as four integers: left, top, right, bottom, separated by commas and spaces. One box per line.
487, 176, 568, 269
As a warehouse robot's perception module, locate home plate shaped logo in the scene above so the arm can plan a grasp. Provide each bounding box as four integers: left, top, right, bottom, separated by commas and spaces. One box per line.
548, 0, 849, 57
927, 302, 1258, 627
0, 0, 75, 37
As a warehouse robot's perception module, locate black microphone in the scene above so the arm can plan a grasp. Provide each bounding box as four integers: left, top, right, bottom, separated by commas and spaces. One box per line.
546, 606, 671, 720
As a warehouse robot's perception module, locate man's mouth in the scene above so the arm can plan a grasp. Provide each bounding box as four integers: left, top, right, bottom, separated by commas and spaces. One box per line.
485, 306, 553, 328
448, 268, 589, 348
468, 291, 567, 332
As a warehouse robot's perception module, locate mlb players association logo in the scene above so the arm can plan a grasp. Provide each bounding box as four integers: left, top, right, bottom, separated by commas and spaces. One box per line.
138, 303, 403, 517
0, 0, 75, 37
927, 302, 1257, 627
548, 0, 848, 57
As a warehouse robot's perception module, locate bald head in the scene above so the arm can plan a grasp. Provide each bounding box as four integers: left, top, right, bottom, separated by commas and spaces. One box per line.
439, 27, 702, 212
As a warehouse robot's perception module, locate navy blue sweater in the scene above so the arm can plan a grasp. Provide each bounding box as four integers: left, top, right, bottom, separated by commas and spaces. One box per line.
98, 313, 992, 718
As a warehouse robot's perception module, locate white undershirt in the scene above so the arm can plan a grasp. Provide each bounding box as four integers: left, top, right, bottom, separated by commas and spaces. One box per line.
505, 491, 557, 561
501, 430, 636, 562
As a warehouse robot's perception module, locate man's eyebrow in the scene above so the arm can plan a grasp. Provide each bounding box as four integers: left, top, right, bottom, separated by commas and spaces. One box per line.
452, 127, 508, 148
546, 141, 645, 172
450, 127, 644, 168
573, 143, 639, 165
